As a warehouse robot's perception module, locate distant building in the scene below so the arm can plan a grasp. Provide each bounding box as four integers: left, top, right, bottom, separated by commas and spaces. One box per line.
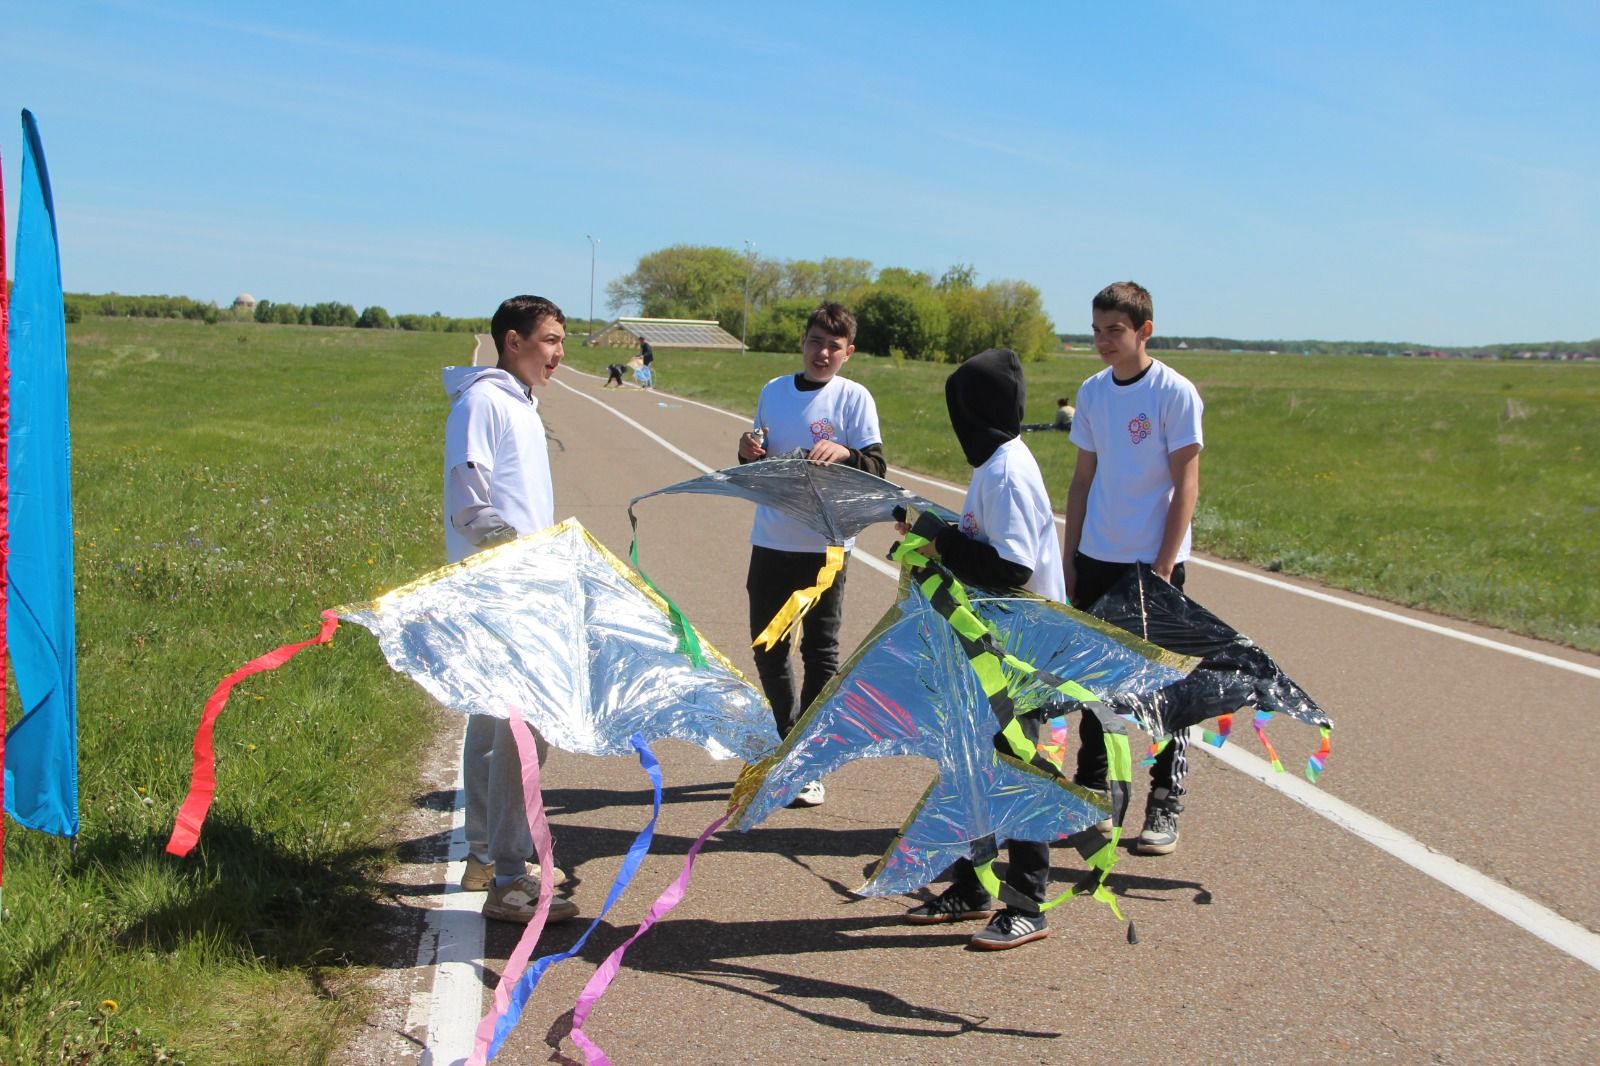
232, 293, 257, 311
1176, 340, 1189, 350
589, 316, 742, 350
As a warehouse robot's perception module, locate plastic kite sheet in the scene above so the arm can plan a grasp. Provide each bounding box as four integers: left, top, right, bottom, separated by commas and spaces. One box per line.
1087, 563, 1333, 777
729, 573, 1197, 898
629, 456, 937, 547
339, 519, 777, 760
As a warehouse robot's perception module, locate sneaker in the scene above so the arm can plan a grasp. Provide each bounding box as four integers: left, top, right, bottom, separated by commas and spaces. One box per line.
788, 780, 826, 808
905, 885, 994, 924
969, 908, 1050, 950
1134, 787, 1183, 855
482, 875, 579, 924
460, 854, 494, 892
1085, 786, 1113, 834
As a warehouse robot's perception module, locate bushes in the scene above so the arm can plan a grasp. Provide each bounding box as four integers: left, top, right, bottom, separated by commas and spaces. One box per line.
744, 298, 818, 353
854, 287, 949, 360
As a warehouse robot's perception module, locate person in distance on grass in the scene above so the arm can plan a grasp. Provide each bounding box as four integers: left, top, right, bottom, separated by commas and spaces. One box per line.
443, 295, 579, 925
735, 302, 885, 809
1063, 281, 1204, 856
900, 347, 1063, 950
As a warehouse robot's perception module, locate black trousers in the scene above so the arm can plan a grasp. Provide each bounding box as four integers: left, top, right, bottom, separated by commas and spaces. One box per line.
746, 545, 850, 737
1071, 552, 1191, 795
947, 840, 1050, 906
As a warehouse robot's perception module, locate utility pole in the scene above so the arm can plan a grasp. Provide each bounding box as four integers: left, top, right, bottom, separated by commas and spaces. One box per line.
741, 239, 753, 354
585, 234, 598, 344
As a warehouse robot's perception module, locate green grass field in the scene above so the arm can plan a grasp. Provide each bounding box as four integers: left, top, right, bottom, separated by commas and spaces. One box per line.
2, 317, 1596, 1063
572, 341, 1600, 652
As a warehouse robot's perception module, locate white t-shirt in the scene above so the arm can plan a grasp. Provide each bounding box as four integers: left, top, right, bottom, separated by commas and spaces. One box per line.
442, 366, 554, 563
1069, 358, 1204, 564
749, 374, 882, 552
958, 437, 1066, 602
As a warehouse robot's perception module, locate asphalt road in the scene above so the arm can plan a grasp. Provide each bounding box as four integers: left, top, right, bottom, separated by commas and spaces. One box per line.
406, 357, 1600, 1065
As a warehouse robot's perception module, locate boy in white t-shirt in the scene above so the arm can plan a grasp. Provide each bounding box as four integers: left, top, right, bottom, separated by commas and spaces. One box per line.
900, 347, 1061, 950
735, 303, 884, 809
1063, 281, 1204, 856
442, 295, 579, 925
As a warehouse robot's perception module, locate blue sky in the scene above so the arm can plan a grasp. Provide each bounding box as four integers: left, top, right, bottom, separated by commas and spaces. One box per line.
3, 1, 1596, 345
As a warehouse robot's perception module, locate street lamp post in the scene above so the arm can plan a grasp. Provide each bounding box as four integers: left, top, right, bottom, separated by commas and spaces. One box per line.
741, 239, 753, 355
585, 234, 598, 344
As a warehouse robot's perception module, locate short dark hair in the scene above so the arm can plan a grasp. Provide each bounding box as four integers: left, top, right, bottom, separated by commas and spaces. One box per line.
1057, 396, 1071, 406
1092, 281, 1153, 329
805, 302, 857, 343
492, 295, 565, 356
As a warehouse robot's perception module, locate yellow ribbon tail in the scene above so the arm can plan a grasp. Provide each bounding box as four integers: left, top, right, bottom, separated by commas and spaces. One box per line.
752, 545, 845, 651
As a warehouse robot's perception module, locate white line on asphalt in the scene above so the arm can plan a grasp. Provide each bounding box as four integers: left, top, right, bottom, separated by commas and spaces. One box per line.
415, 725, 482, 1066
1192, 737, 1600, 971
566, 368, 1600, 682
566, 371, 1600, 974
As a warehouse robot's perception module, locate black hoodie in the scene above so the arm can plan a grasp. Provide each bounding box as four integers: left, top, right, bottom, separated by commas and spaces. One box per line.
935, 348, 1034, 589
945, 347, 1024, 467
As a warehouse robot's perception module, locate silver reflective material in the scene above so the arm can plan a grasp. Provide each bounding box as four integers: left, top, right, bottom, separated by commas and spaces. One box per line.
730, 580, 1197, 898
338, 519, 778, 761
629, 457, 937, 545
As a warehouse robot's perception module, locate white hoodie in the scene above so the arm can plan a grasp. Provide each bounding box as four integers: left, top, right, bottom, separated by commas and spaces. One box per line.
442, 365, 553, 563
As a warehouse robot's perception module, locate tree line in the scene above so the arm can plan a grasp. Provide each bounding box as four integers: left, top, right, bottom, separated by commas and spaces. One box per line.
62, 293, 490, 333
605, 246, 1058, 361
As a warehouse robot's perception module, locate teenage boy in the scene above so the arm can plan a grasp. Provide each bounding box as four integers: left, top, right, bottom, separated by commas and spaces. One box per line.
735, 303, 884, 808
1063, 281, 1204, 855
443, 295, 580, 924
901, 347, 1063, 950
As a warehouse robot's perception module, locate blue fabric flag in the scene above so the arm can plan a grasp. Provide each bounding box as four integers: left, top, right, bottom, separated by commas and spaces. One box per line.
4, 109, 79, 839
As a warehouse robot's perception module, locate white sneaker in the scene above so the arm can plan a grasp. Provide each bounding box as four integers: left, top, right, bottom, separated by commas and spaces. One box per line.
788, 780, 826, 808
482, 874, 579, 924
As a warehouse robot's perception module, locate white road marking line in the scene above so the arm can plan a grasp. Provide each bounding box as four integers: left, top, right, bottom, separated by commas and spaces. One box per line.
1194, 737, 1600, 971
563, 367, 1600, 682
417, 727, 484, 1066
565, 372, 1600, 973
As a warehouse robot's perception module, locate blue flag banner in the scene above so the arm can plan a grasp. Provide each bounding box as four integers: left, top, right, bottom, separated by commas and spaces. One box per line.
4, 109, 79, 840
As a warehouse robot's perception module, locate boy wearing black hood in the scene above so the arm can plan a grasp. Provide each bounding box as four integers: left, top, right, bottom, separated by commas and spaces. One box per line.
902, 347, 1063, 950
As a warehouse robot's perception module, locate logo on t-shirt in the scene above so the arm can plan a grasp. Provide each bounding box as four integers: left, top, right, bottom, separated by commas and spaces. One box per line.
1127, 413, 1152, 444
960, 511, 979, 537
809, 418, 837, 443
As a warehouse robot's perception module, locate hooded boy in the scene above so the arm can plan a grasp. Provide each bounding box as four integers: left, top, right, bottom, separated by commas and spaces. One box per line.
902, 348, 1062, 950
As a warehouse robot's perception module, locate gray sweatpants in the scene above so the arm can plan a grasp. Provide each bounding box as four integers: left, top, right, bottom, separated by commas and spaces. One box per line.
463, 714, 549, 878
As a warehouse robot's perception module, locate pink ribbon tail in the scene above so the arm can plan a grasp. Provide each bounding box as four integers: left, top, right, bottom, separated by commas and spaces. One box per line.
467, 713, 557, 1066
566, 813, 728, 1065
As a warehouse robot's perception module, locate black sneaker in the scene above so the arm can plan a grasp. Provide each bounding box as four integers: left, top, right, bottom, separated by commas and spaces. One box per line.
1134, 787, 1182, 855
904, 886, 993, 924
969, 908, 1050, 950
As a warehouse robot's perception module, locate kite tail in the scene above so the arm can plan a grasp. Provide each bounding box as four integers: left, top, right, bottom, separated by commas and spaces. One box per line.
1251, 710, 1285, 773
478, 732, 664, 1063
752, 544, 844, 651
1202, 712, 1235, 748
166, 610, 340, 858
1306, 726, 1332, 783
567, 813, 727, 1065
626, 505, 705, 667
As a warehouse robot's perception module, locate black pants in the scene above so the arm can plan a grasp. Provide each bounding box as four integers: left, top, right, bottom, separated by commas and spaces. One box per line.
947, 840, 1050, 906
1071, 552, 1191, 796
746, 545, 850, 737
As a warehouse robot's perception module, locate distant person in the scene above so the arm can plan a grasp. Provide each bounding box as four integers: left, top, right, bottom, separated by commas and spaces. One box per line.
604, 363, 625, 387
1022, 396, 1075, 433
1063, 281, 1204, 856
736, 302, 884, 808
443, 294, 580, 925
639, 337, 654, 367
901, 347, 1064, 950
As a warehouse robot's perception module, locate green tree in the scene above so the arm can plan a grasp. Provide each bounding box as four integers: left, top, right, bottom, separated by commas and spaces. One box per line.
855, 286, 948, 359
605, 245, 748, 318
356, 305, 393, 329
938, 263, 977, 290
876, 266, 934, 289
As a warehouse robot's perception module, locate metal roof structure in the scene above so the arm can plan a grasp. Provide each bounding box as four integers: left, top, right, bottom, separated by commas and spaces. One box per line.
590, 317, 742, 350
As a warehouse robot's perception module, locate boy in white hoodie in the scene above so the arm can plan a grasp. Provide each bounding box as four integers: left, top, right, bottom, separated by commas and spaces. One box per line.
442, 295, 579, 924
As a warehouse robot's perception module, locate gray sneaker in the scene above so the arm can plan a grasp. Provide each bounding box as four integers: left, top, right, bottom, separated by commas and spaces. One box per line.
969, 908, 1050, 950
482, 874, 579, 924
1135, 787, 1182, 855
